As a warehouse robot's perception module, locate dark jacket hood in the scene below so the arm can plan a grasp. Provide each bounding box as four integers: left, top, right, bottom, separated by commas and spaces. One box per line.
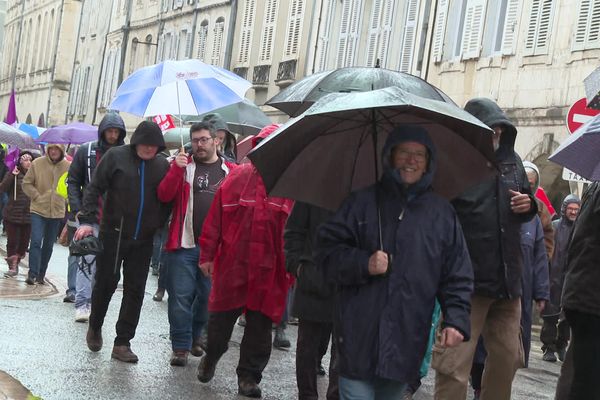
561, 194, 581, 218
381, 124, 436, 196
464, 98, 517, 156
98, 112, 126, 150
203, 113, 237, 159
130, 121, 166, 153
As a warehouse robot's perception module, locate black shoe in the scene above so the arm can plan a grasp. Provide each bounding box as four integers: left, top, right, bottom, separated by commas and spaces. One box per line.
191, 336, 205, 357
170, 350, 189, 366
63, 293, 75, 303
543, 349, 557, 362
86, 327, 103, 352
153, 288, 165, 302
25, 277, 35, 285
273, 327, 291, 349
35, 277, 46, 285
111, 345, 139, 363
317, 363, 326, 376
557, 347, 567, 362
238, 379, 262, 398
151, 265, 159, 276
197, 356, 216, 383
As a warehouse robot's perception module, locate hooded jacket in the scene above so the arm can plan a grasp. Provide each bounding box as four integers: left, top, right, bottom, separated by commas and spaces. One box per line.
316, 125, 473, 383
546, 194, 581, 315
22, 144, 70, 219
522, 161, 555, 260
453, 98, 537, 299
0, 151, 35, 224
199, 124, 295, 322
67, 112, 126, 214
78, 121, 170, 241
202, 113, 237, 162
562, 183, 600, 317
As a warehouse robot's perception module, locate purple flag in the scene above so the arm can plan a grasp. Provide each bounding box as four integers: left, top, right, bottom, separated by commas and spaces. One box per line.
3, 90, 17, 125
4, 146, 20, 171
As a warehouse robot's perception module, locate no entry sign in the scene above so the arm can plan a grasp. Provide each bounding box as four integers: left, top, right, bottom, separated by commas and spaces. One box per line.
566, 97, 600, 134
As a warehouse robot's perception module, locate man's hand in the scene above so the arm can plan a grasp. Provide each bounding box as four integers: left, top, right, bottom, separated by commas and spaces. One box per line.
440, 327, 464, 348
74, 225, 94, 241
199, 261, 214, 277
368, 251, 388, 275
509, 190, 533, 214
536, 299, 546, 313
175, 152, 189, 169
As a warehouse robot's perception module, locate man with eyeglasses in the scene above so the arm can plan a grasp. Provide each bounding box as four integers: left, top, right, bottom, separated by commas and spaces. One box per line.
157, 121, 236, 367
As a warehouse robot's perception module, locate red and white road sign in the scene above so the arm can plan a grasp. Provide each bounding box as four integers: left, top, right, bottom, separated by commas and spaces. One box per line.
153, 114, 176, 132
566, 97, 600, 134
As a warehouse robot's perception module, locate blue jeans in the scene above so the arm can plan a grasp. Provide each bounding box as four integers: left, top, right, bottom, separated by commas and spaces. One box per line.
28, 213, 62, 280
67, 254, 78, 296
339, 376, 407, 400
165, 246, 211, 351
75, 224, 98, 309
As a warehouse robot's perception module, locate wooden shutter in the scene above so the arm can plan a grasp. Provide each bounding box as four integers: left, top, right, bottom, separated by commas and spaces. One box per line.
432, 0, 449, 62
378, 0, 395, 67
346, 0, 363, 67
336, 0, 352, 67
366, 0, 383, 67
69, 67, 80, 114
316, 0, 336, 71
573, 0, 600, 50
525, 0, 554, 55
211, 20, 225, 66
185, 31, 193, 59
460, 0, 486, 59
399, 0, 418, 72
197, 22, 209, 61
238, 0, 255, 63
157, 35, 164, 62
501, 0, 520, 54
285, 0, 304, 57
259, 0, 278, 62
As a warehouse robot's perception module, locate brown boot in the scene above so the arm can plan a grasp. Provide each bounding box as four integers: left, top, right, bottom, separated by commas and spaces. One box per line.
4, 255, 19, 277
86, 327, 103, 352
111, 345, 139, 363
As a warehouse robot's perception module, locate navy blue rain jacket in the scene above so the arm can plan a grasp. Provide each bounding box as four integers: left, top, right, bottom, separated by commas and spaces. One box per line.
316, 126, 473, 383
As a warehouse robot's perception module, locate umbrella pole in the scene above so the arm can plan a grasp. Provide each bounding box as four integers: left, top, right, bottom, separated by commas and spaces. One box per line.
14, 175, 16, 201
176, 81, 184, 151
371, 109, 384, 252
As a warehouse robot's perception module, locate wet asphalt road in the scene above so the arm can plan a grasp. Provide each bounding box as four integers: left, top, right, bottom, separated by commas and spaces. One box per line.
0, 243, 561, 399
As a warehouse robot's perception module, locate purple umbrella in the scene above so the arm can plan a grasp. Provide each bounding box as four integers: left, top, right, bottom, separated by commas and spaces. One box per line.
36, 122, 98, 145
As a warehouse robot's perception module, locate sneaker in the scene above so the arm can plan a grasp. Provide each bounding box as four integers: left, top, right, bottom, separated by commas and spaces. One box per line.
273, 326, 291, 349
75, 307, 89, 323
64, 293, 75, 303
557, 347, 567, 362
111, 345, 139, 363
238, 378, 262, 398
543, 349, 557, 362
288, 317, 299, 325
237, 314, 246, 327
4, 269, 18, 277
170, 350, 189, 366
197, 355, 217, 383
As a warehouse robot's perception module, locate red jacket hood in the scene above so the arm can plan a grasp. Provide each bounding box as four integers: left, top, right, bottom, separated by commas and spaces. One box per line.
251, 124, 280, 148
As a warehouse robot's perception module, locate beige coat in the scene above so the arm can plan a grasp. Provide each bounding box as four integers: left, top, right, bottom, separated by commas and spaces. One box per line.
22, 145, 70, 219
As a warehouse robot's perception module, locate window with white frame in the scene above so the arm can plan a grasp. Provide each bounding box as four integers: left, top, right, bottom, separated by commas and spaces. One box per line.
284, 0, 304, 58
496, 0, 520, 55
211, 17, 225, 66
456, 0, 487, 60
177, 29, 190, 59
431, 0, 449, 62
337, 0, 363, 68
69, 66, 81, 115
259, 0, 278, 63
573, 0, 600, 51
315, 0, 336, 72
366, 0, 396, 68
524, 0, 555, 56
198, 20, 209, 61
398, 0, 419, 72
78, 66, 92, 116
238, 0, 255, 64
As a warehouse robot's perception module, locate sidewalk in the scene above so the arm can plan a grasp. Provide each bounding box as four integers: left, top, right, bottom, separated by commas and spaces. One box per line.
0, 243, 58, 299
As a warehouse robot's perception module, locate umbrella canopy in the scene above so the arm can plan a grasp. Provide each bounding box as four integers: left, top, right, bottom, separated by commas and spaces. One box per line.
249, 87, 496, 211
163, 128, 191, 150
236, 135, 254, 163
584, 66, 600, 110
36, 122, 97, 145
17, 123, 46, 139
109, 59, 252, 118
0, 121, 39, 149
180, 99, 271, 136
265, 67, 456, 117
549, 113, 600, 180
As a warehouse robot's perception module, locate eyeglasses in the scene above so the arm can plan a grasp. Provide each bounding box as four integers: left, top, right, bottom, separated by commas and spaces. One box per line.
395, 149, 428, 163
191, 137, 213, 145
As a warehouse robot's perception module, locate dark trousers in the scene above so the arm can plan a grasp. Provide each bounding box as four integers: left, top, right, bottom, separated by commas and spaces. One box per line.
565, 309, 600, 400
297, 320, 339, 400
4, 220, 31, 257
89, 231, 153, 347
541, 314, 570, 352
206, 308, 273, 383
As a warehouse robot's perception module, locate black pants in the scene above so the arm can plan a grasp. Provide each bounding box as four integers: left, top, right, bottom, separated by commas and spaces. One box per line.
206, 308, 273, 383
565, 309, 600, 400
541, 314, 570, 352
4, 220, 31, 257
89, 231, 153, 346
297, 319, 339, 400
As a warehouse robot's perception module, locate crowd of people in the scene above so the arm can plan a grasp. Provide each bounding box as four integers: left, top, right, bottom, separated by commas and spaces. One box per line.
1, 96, 598, 400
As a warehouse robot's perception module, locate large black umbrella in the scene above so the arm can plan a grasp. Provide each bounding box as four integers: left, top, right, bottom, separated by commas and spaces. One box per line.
584, 66, 600, 110
249, 86, 495, 211
265, 67, 455, 117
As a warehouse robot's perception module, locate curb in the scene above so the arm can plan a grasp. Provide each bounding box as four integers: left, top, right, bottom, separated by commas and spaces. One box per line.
0, 370, 33, 400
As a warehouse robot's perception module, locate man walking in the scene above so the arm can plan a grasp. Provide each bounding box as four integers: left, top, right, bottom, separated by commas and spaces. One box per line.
75, 121, 170, 363
433, 98, 537, 400
541, 194, 580, 362
22, 144, 70, 285
67, 112, 126, 322
317, 125, 473, 400
157, 122, 235, 366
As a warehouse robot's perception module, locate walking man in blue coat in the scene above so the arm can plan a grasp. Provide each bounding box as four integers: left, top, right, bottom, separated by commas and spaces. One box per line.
317, 125, 473, 400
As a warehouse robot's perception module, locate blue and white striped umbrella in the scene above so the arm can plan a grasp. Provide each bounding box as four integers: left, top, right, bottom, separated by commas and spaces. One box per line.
109, 59, 252, 118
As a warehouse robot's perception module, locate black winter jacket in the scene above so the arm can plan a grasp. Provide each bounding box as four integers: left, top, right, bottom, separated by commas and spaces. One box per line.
67, 112, 126, 214
284, 202, 334, 323
454, 98, 537, 299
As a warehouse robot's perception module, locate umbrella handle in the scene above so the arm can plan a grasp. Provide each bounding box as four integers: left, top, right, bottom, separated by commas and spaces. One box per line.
14, 175, 17, 201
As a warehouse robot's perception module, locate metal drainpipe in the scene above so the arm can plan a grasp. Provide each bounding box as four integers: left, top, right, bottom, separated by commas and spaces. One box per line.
223, 0, 237, 70
91, 0, 115, 125
64, 0, 86, 124
155, 7, 165, 64
46, 0, 66, 126
307, 0, 321, 75
190, 1, 199, 59
10, 0, 27, 93
116, 0, 134, 88
423, 0, 438, 82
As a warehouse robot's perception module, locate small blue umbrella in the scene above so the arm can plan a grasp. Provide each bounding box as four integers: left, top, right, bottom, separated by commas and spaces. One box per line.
549, 113, 600, 181
17, 123, 46, 139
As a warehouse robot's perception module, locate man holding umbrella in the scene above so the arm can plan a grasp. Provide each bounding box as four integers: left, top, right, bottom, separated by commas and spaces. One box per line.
316, 125, 473, 399
74, 121, 170, 363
